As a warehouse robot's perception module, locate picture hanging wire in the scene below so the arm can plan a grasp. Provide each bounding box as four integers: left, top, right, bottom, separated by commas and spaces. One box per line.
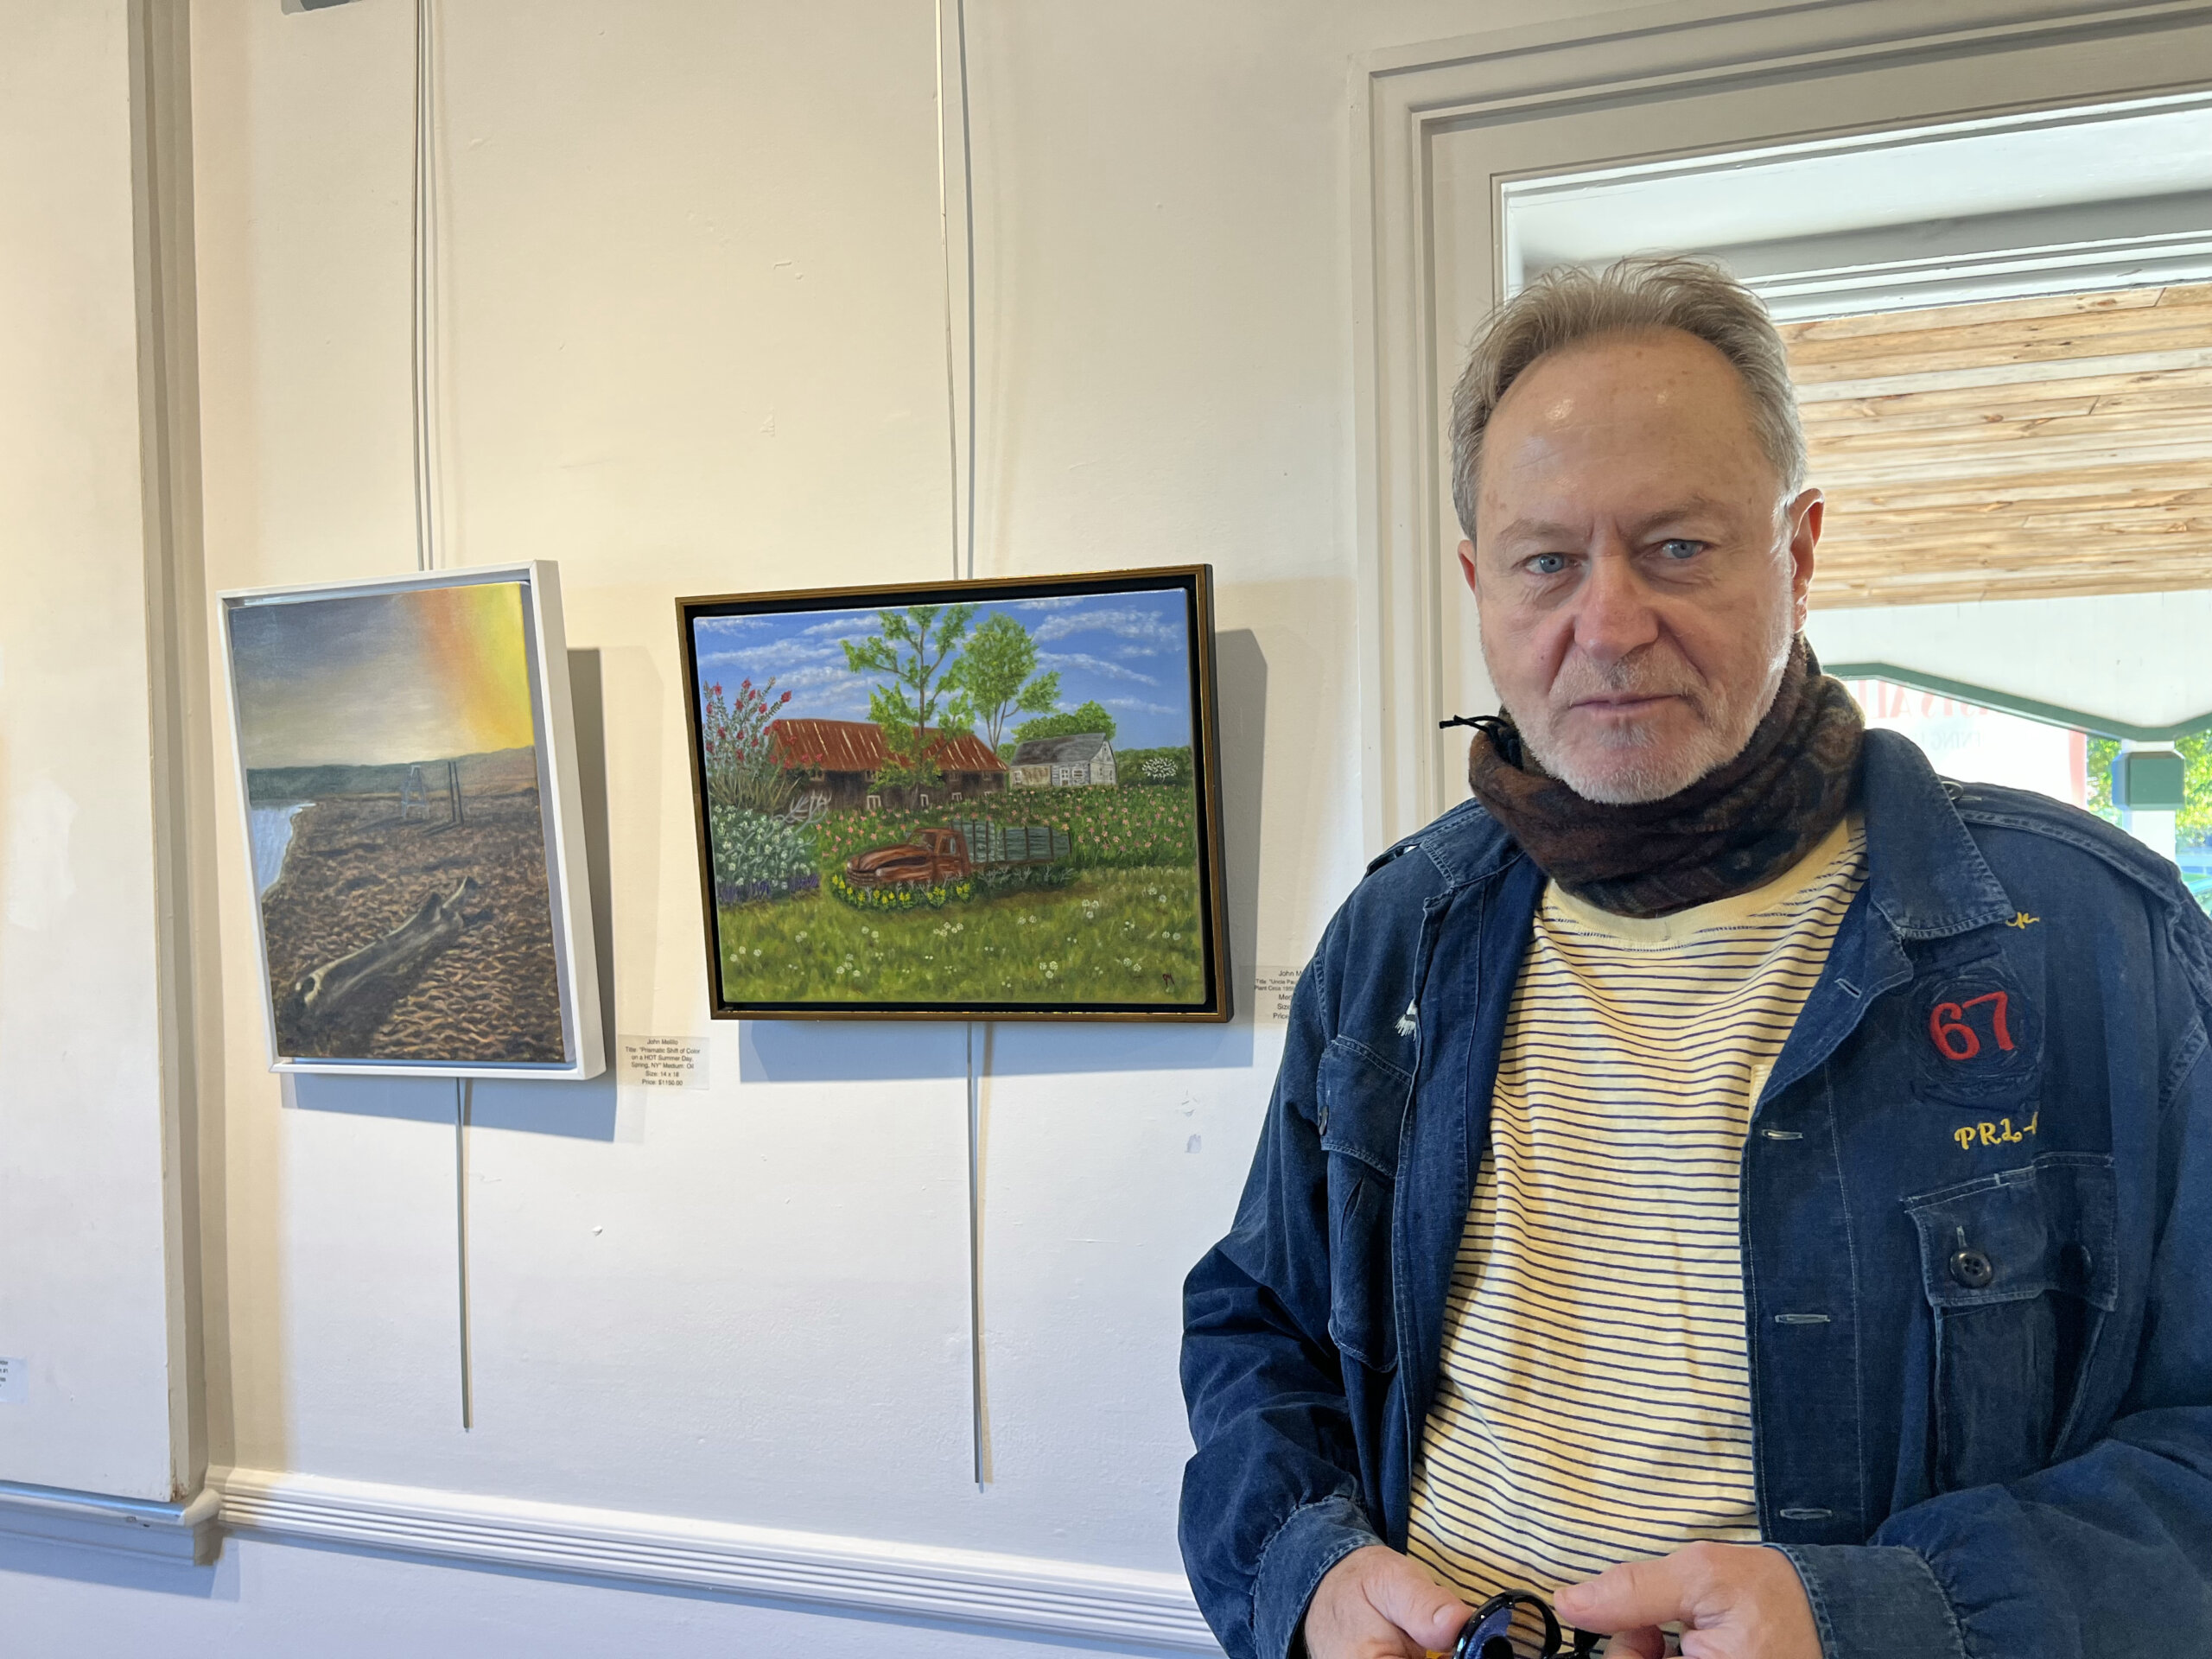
938, 0, 976, 588
935, 0, 988, 1490
410, 0, 442, 582
410, 0, 471, 1433
454, 1079, 474, 1430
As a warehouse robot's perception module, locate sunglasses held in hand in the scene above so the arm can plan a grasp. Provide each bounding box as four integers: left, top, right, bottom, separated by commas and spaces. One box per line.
1449, 1590, 1604, 1659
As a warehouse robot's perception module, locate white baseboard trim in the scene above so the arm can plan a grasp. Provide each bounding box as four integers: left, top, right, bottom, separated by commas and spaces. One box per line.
0, 1478, 220, 1565
213, 1466, 1223, 1652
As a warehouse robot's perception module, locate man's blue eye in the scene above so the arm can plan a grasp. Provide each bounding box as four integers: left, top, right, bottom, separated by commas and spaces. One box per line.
1659, 539, 1700, 560
1529, 554, 1568, 575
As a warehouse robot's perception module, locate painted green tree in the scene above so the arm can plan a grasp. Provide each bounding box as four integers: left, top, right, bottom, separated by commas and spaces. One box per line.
842, 604, 977, 789
1014, 699, 1118, 746
950, 613, 1060, 756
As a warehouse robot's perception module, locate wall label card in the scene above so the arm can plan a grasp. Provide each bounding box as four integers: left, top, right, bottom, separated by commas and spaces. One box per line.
620, 1034, 708, 1090
0, 1356, 25, 1403
1254, 964, 1304, 1026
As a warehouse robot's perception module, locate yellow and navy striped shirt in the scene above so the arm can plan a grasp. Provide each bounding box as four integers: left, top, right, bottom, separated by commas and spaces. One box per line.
1407, 815, 1866, 1602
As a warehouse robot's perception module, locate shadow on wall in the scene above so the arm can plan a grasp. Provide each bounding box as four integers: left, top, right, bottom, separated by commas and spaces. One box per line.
288, 650, 620, 1142
285, 629, 1273, 1105
740, 626, 1269, 1082
0, 1530, 235, 1601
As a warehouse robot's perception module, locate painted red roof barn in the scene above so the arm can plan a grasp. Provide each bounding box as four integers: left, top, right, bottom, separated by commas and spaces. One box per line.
767, 718, 1004, 776
767, 717, 1007, 811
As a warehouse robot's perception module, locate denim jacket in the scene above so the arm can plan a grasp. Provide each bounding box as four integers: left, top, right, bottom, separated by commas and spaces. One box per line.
1180, 731, 2212, 1659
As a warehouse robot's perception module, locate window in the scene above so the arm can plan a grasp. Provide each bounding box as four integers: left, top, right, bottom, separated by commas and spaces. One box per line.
1843, 676, 2211, 917
1845, 680, 2088, 806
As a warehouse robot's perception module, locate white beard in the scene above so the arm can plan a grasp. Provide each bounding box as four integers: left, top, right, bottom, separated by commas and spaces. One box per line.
1524, 709, 1750, 804
1512, 643, 1790, 806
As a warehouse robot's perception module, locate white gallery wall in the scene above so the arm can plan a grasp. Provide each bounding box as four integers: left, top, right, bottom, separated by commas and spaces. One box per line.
2, 0, 1621, 1654
181, 0, 1408, 1542
0, 0, 199, 1510
5, 3, 2205, 1656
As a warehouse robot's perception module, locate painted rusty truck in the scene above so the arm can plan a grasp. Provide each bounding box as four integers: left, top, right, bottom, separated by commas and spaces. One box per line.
835, 818, 1072, 907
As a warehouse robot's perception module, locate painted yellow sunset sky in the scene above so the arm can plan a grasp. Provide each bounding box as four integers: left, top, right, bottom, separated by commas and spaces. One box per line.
230, 580, 538, 769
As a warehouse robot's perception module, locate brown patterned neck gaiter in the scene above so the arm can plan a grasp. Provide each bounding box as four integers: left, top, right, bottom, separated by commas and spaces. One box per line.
1464, 637, 1865, 918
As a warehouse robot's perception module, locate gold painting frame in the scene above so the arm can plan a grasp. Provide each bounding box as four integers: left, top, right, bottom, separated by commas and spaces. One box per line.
676, 566, 1231, 1021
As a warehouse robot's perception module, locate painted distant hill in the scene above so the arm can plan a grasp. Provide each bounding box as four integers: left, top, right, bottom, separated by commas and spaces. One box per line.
246, 747, 540, 805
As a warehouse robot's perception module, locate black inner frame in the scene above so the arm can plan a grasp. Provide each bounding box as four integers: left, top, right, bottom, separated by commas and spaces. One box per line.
677, 567, 1227, 1020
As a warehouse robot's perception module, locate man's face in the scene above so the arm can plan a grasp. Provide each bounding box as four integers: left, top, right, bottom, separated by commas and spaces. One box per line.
1461, 327, 1821, 804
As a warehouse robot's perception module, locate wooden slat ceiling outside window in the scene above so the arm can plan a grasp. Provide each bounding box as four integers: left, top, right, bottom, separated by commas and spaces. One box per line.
1783, 283, 2212, 608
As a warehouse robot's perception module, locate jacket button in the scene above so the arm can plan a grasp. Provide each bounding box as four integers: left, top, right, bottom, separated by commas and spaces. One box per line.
1949, 1246, 1995, 1289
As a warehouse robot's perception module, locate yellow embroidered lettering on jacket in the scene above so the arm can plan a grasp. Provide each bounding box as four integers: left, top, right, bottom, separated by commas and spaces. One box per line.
1955, 1110, 2039, 1151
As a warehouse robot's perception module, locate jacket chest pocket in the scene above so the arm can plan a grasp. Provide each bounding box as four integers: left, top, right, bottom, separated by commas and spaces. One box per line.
1316, 1039, 1410, 1374
1904, 1152, 2118, 1493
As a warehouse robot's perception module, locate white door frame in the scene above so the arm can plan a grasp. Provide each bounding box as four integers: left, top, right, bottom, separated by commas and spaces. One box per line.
1350, 0, 2212, 850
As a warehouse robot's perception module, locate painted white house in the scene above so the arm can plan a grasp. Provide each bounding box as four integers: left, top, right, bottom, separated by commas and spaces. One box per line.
1008, 733, 1116, 788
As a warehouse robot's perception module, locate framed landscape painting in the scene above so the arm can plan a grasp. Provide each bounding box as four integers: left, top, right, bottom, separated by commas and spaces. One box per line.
219, 563, 605, 1078
676, 566, 1231, 1020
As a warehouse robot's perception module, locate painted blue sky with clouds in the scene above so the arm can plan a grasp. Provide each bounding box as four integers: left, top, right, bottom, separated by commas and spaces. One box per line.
691, 587, 1194, 750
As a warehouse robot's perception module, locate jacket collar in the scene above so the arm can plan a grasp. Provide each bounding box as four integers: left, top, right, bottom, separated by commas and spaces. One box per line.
1388, 797, 1521, 893
1380, 728, 2012, 939
1859, 728, 2016, 941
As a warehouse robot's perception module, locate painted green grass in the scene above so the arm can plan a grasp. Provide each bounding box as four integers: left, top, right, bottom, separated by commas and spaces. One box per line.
715, 865, 1206, 1007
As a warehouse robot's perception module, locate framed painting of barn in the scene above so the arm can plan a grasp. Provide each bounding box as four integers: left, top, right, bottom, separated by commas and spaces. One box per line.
217, 562, 605, 1078
676, 566, 1231, 1020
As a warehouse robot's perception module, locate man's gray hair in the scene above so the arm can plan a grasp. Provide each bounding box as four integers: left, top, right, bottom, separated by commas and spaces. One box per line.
1449, 255, 1807, 540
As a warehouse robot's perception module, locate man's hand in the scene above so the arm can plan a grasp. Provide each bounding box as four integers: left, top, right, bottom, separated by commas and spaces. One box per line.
1553, 1541, 1821, 1659
1303, 1544, 1471, 1659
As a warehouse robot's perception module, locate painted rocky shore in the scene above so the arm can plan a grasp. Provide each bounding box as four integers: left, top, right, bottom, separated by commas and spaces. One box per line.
257, 747, 563, 1063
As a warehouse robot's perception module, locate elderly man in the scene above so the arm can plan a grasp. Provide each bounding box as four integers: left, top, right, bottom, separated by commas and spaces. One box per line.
1179, 257, 2212, 1659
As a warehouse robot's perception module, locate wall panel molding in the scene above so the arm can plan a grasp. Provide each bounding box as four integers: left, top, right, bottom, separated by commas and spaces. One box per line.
213, 1467, 1223, 1652
127, 0, 217, 1510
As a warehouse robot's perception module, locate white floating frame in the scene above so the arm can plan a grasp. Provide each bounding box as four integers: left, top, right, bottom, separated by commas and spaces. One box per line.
217, 561, 605, 1080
